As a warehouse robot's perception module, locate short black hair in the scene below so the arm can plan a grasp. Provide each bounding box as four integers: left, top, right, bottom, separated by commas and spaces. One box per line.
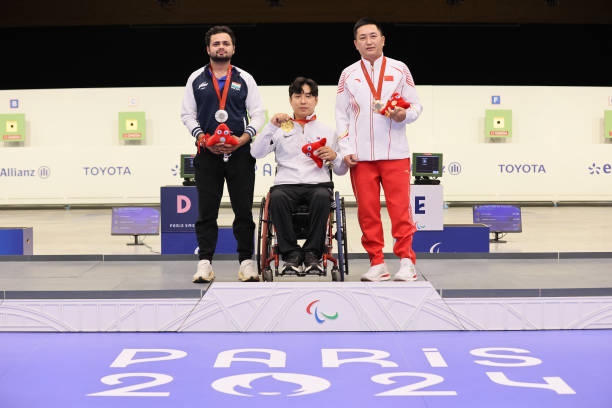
353, 18, 383, 39
289, 77, 319, 97
205, 25, 236, 47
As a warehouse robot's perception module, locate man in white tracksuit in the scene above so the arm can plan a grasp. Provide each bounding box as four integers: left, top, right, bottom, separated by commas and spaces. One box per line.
336, 18, 423, 281
252, 77, 347, 274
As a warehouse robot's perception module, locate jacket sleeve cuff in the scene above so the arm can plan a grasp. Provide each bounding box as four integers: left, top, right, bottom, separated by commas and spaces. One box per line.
245, 125, 257, 138
192, 127, 204, 138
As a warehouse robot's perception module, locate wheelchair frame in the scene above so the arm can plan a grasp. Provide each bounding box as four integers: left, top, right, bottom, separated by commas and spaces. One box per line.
257, 191, 349, 282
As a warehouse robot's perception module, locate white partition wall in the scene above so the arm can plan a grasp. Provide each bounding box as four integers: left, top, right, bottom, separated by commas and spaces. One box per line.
1, 86, 611, 205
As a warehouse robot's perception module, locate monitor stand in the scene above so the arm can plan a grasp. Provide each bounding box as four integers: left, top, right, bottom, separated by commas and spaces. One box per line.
414, 176, 440, 185
489, 232, 506, 243
182, 178, 196, 186
127, 235, 145, 246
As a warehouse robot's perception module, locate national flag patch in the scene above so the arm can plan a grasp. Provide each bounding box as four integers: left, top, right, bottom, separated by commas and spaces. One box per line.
231, 82, 241, 91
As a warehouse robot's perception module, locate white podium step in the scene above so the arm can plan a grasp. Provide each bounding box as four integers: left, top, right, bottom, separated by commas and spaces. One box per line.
2, 281, 612, 331
180, 281, 457, 331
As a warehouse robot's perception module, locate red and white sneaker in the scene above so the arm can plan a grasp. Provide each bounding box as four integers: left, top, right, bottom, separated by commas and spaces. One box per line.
393, 258, 417, 281
360, 263, 391, 282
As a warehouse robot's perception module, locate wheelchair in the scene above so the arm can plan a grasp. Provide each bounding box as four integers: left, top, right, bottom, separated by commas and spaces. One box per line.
256, 190, 349, 282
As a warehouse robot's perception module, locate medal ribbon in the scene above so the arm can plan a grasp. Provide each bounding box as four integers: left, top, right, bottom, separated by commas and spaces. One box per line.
210, 64, 233, 111
293, 115, 317, 125
360, 56, 386, 102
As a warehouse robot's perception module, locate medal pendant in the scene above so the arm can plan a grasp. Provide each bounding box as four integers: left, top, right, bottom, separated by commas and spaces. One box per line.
215, 109, 228, 123
373, 100, 384, 113
280, 120, 294, 132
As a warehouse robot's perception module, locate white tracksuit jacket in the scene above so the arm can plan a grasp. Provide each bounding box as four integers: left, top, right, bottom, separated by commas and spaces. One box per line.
335, 55, 423, 161
251, 115, 348, 186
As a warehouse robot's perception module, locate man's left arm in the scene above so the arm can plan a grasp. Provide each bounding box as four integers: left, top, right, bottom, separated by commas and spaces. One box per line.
389, 64, 423, 124
315, 128, 348, 176
219, 71, 265, 153
243, 72, 266, 138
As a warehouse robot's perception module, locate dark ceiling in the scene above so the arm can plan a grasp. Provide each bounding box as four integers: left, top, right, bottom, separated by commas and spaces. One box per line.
2, 0, 611, 27
1, 1, 611, 88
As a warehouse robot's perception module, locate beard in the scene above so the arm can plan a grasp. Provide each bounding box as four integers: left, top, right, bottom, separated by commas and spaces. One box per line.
210, 54, 232, 62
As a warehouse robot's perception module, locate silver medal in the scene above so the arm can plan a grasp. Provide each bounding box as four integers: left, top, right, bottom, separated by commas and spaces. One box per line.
215, 109, 228, 123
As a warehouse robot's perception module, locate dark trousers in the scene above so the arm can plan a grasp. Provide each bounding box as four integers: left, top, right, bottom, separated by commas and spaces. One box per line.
193, 146, 255, 263
268, 183, 332, 261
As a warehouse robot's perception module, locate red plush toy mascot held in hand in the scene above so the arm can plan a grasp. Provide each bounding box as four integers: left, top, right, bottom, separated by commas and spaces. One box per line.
197, 123, 239, 153
379, 93, 411, 117
301, 138, 327, 168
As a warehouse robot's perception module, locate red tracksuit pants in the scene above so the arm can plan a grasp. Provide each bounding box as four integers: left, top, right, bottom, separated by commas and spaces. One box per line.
350, 158, 417, 266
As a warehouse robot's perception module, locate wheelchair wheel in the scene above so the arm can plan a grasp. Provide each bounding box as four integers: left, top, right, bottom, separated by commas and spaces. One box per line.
331, 267, 341, 282
334, 191, 345, 281
256, 196, 266, 275
341, 196, 349, 276
262, 267, 273, 282
258, 194, 273, 279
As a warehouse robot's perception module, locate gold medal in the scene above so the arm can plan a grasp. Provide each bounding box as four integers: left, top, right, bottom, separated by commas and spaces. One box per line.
280, 120, 294, 132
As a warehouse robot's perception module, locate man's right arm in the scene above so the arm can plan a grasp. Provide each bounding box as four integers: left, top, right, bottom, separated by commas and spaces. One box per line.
250, 122, 277, 159
180, 70, 204, 139
335, 70, 358, 167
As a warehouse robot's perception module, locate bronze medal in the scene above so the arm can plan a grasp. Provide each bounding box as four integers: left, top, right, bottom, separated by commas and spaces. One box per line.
373, 100, 385, 112
360, 57, 387, 115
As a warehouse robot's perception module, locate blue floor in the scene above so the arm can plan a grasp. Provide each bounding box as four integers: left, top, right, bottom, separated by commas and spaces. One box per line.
0, 330, 611, 407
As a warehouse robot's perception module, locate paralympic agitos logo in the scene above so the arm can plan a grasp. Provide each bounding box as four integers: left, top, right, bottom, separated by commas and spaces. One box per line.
306, 300, 338, 324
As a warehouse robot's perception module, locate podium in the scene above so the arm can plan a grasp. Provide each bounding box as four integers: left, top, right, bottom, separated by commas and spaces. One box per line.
160, 185, 448, 255
160, 186, 237, 255
0, 227, 33, 255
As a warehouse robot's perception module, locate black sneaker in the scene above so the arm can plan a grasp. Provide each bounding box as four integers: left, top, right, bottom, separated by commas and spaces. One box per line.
304, 251, 323, 274
282, 262, 302, 275
304, 263, 323, 274
281, 250, 303, 273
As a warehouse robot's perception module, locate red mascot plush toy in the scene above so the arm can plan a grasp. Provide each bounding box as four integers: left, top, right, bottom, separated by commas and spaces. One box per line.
379, 93, 411, 117
206, 123, 239, 147
197, 123, 239, 153
301, 138, 327, 168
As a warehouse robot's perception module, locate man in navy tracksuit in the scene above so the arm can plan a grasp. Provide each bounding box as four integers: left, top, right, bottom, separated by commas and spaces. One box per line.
181, 25, 265, 283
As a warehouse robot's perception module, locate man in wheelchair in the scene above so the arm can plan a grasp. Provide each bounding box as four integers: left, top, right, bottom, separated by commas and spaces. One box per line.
251, 77, 348, 274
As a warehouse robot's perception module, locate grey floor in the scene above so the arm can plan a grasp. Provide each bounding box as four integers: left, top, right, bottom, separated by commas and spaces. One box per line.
1, 257, 612, 298
1, 206, 612, 255
1, 206, 612, 297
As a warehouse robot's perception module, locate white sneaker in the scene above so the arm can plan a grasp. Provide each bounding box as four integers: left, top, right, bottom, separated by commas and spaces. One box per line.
361, 263, 391, 282
238, 259, 259, 282
193, 259, 214, 283
393, 258, 418, 281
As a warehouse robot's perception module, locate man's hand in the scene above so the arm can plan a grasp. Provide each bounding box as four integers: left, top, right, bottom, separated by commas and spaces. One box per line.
206, 143, 223, 154
315, 146, 337, 163
270, 113, 291, 127
343, 154, 358, 168
388, 106, 407, 123
218, 133, 250, 154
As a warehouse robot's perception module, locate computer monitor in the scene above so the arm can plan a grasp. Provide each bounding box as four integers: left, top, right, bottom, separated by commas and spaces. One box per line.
473, 204, 522, 242
180, 154, 196, 179
111, 207, 160, 245
412, 153, 443, 178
